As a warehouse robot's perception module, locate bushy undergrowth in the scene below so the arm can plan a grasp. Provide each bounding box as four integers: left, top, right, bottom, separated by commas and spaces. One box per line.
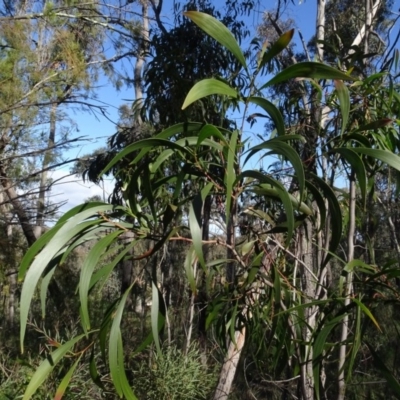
133, 343, 216, 400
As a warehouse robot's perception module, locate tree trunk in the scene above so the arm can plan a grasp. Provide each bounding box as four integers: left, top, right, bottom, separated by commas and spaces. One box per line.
36, 102, 57, 232
0, 163, 37, 246
133, 0, 149, 123
337, 176, 356, 400
213, 327, 246, 400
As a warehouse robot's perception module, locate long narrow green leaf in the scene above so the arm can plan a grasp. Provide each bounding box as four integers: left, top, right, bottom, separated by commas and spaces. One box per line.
260, 29, 294, 68
54, 355, 82, 400
262, 62, 354, 89
245, 139, 305, 202
347, 304, 361, 383
189, 183, 213, 270
352, 298, 381, 332
197, 124, 228, 146
20, 205, 114, 352
247, 97, 286, 136
182, 79, 238, 110
332, 148, 367, 206
352, 118, 393, 132
109, 285, 137, 400
313, 314, 346, 400
226, 130, 238, 223
101, 138, 189, 175
241, 171, 295, 246
40, 263, 58, 318
184, 11, 246, 69
305, 181, 326, 230
23, 335, 85, 400
311, 174, 343, 265
89, 243, 135, 291
334, 80, 350, 134
80, 230, 124, 332
352, 148, 400, 171
184, 246, 197, 294
19, 224, 63, 280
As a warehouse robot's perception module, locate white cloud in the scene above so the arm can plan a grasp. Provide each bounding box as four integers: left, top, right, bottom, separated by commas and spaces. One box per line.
49, 169, 115, 215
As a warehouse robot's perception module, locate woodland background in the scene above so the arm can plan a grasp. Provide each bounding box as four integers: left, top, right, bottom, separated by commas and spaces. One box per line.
1, 0, 400, 399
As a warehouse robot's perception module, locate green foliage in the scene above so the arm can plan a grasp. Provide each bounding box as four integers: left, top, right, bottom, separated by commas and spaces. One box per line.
16, 7, 400, 400
133, 344, 216, 400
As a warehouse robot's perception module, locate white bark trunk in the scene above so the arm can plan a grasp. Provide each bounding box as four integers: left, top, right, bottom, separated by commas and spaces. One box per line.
316, 0, 326, 61
134, 0, 149, 124
337, 177, 356, 400
348, 0, 383, 55
213, 327, 246, 400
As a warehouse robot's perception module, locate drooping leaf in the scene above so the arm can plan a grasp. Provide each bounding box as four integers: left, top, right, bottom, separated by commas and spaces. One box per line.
80, 229, 124, 332
189, 183, 213, 270
332, 148, 367, 206
313, 314, 346, 400
334, 80, 350, 134
225, 130, 238, 223
109, 285, 137, 400
260, 29, 294, 68
244, 138, 306, 203
310, 174, 343, 266
184, 246, 198, 294
352, 148, 400, 172
20, 205, 115, 352
23, 335, 85, 400
262, 62, 354, 89
247, 97, 286, 136
53, 355, 82, 400
182, 78, 238, 110
352, 118, 393, 132
184, 11, 247, 69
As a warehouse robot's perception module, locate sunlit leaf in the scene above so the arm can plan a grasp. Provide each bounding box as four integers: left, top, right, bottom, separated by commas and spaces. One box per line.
260, 29, 294, 68
334, 80, 350, 134
225, 130, 238, 223
184, 11, 247, 69
182, 78, 238, 110
262, 62, 354, 89
247, 97, 286, 136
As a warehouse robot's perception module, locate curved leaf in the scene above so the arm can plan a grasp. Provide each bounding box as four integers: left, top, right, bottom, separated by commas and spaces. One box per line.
23, 335, 86, 400
310, 174, 343, 266
102, 138, 189, 175
54, 355, 82, 400
80, 229, 124, 332
109, 285, 137, 400
262, 62, 355, 89
332, 148, 367, 206
244, 139, 305, 203
260, 29, 294, 68
247, 96, 286, 136
19, 204, 115, 351
182, 78, 238, 110
184, 11, 246, 69
352, 148, 400, 171
334, 80, 350, 134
